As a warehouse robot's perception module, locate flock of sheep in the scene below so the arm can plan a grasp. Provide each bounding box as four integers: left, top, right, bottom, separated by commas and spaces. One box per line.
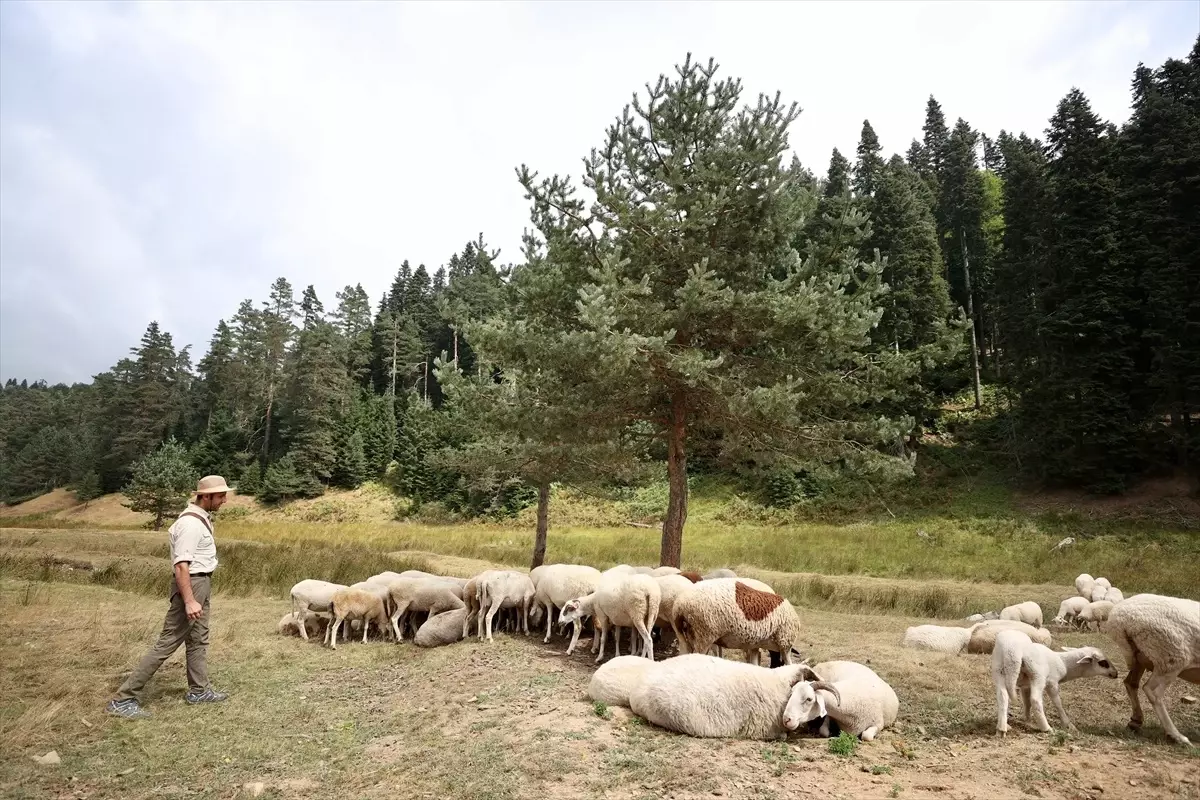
280, 564, 1200, 747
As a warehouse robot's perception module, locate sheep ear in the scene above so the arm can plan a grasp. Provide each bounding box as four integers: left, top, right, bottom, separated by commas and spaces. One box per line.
789, 663, 821, 685
814, 694, 827, 719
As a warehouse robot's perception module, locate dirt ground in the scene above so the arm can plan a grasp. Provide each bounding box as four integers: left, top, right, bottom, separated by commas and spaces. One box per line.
1, 579, 1197, 800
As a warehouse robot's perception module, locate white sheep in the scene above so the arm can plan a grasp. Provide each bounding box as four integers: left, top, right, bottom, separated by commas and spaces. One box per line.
328, 587, 390, 649
650, 573, 697, 655
671, 579, 803, 665
1077, 600, 1115, 631
1091, 585, 1109, 603
992, 629, 1119, 735
277, 609, 327, 639
530, 564, 603, 655
1095, 577, 1111, 590
703, 568, 738, 579
650, 566, 681, 577
628, 653, 832, 739
587, 654, 660, 707
560, 573, 661, 662
602, 564, 636, 577
965, 611, 1001, 623
1075, 573, 1096, 599
289, 579, 348, 641
1053, 597, 1090, 627
902, 624, 972, 655
783, 660, 899, 741
387, 578, 466, 641
1104, 587, 1124, 604
1000, 601, 1044, 628
414, 608, 468, 648
478, 570, 537, 642
1105, 592, 1200, 746
967, 619, 1052, 654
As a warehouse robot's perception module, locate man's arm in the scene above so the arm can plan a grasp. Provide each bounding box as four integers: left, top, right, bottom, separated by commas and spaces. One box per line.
174, 561, 204, 620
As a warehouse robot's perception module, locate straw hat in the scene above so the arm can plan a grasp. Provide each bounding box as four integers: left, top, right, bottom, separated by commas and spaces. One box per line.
195, 475, 232, 495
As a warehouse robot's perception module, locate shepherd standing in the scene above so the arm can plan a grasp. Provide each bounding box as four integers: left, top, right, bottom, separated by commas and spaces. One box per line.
107, 475, 232, 719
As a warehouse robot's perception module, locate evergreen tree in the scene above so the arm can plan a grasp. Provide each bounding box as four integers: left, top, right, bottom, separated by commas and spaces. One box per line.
474, 55, 928, 566
1036, 88, 1138, 490
332, 423, 368, 489
122, 437, 198, 530
259, 452, 306, 503
333, 283, 374, 388
257, 278, 297, 467
803, 149, 872, 277
853, 120, 885, 200
1120, 41, 1200, 467
285, 287, 345, 494
361, 393, 398, 478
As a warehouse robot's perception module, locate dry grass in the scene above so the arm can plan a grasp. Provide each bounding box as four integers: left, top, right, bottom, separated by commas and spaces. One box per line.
1, 578, 1197, 800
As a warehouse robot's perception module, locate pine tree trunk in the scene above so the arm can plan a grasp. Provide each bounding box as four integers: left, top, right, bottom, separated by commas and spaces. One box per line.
661, 395, 688, 568
961, 235, 982, 410
531, 482, 550, 570
262, 383, 275, 468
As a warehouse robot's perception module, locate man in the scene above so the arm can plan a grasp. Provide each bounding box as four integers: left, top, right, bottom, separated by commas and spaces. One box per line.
107, 475, 232, 719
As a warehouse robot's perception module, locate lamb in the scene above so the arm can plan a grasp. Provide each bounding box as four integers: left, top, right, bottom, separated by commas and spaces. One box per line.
530, 564, 603, 654
478, 570, 537, 641
966, 619, 1052, 654
328, 587, 390, 650
387, 578, 466, 641
965, 611, 1001, 623
277, 609, 327, 640
1105, 592, 1200, 746
703, 568, 738, 580
992, 629, 1119, 735
560, 573, 661, 662
1091, 585, 1109, 602
1077, 600, 1115, 631
1075, 573, 1096, 599
783, 660, 899, 741
1104, 587, 1124, 604
414, 608, 468, 648
1095, 577, 1112, 590
587, 654, 661, 707
628, 653, 832, 740
1000, 601, 1044, 628
902, 624, 972, 655
289, 579, 348, 641
671, 579, 804, 665
1053, 597, 1090, 627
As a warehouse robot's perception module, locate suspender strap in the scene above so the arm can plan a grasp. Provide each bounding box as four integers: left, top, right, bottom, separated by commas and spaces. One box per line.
179, 511, 213, 534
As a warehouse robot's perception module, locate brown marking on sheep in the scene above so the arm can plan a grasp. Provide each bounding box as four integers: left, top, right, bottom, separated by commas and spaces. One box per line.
735, 581, 783, 621
680, 571, 702, 583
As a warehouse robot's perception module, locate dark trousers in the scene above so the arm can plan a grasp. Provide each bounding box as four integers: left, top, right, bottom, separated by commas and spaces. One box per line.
114, 574, 211, 701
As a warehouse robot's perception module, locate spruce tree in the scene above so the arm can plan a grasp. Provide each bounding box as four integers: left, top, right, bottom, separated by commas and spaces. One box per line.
1039, 88, 1138, 490
470, 55, 926, 566
285, 287, 346, 494
853, 120, 885, 201
333, 284, 374, 388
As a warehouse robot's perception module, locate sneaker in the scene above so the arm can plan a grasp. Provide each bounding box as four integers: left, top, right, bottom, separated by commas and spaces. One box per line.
185, 687, 229, 704
107, 698, 152, 719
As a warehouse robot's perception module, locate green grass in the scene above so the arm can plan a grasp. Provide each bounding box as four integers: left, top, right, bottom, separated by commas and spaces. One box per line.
828, 731, 858, 756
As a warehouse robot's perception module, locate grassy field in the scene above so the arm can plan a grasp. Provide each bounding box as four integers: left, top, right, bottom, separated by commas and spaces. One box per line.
2, 477, 1199, 798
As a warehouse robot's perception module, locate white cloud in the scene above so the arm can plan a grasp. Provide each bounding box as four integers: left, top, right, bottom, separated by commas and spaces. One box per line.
1, 0, 1195, 382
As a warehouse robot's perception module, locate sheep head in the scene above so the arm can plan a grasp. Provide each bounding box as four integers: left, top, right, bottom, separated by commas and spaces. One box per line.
1060, 646, 1120, 680
558, 598, 587, 625
782, 679, 843, 731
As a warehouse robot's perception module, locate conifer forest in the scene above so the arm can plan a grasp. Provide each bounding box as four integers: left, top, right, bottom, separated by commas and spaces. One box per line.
2, 41, 1197, 566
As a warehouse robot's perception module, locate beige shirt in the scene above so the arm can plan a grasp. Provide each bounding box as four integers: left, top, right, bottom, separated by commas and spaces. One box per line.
169, 502, 219, 574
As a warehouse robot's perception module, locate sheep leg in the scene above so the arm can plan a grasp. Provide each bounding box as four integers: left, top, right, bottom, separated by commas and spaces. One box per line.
1143, 670, 1191, 746
543, 602, 554, 644
860, 726, 879, 742
390, 601, 411, 642
361, 616, 370, 644
330, 617, 344, 651
1028, 677, 1051, 732
995, 679, 1010, 735
594, 625, 608, 664
1124, 661, 1146, 730
1047, 683, 1076, 732
742, 649, 758, 666
485, 602, 501, 643
635, 620, 654, 661
566, 620, 582, 655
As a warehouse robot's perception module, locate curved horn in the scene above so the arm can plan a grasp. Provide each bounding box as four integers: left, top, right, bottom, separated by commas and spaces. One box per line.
810, 681, 842, 706
788, 662, 821, 685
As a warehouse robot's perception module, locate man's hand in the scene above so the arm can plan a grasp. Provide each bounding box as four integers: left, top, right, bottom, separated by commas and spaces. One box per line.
186, 599, 204, 621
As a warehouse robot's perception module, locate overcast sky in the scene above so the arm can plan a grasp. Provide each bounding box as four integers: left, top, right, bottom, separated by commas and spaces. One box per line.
1, 0, 1196, 385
